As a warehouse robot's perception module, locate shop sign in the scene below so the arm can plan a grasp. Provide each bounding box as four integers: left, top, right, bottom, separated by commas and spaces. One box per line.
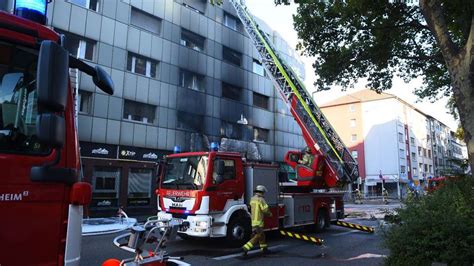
80, 142, 118, 159
118, 146, 164, 162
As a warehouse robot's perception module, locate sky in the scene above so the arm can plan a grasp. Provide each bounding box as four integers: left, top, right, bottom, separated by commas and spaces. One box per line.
245, 0, 458, 130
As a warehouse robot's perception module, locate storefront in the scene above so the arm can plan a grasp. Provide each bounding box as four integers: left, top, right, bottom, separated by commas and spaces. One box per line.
80, 142, 169, 217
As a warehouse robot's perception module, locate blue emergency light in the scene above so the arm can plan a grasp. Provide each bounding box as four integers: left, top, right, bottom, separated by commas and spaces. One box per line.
14, 0, 48, 25
173, 146, 181, 154
210, 142, 219, 151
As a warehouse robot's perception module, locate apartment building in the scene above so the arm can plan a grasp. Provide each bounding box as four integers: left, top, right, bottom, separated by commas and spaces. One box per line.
319, 89, 456, 198
2, 0, 306, 215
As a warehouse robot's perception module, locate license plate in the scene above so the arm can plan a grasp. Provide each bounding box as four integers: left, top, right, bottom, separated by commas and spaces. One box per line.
171, 218, 183, 225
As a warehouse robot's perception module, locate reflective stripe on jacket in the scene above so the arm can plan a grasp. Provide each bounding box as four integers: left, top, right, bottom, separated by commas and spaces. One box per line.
250, 195, 272, 228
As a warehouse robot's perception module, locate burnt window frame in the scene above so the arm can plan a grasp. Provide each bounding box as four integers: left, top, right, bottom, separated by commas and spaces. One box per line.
222, 46, 242, 66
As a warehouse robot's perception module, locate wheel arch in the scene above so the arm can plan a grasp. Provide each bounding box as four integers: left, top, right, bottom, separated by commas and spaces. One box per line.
224, 205, 250, 225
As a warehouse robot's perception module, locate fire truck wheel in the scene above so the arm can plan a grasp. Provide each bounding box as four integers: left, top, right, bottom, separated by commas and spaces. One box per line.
226, 215, 251, 247
316, 209, 328, 232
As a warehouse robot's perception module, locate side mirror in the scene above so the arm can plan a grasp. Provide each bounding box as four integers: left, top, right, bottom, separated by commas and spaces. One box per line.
68, 57, 114, 95
93, 66, 114, 95
37, 41, 69, 112
156, 162, 163, 184
36, 113, 65, 148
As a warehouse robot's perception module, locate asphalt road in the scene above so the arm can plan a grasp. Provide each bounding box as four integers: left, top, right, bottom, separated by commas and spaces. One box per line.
81, 217, 388, 266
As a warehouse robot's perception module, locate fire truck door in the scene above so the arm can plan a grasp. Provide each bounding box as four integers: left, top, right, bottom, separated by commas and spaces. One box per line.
208, 158, 239, 211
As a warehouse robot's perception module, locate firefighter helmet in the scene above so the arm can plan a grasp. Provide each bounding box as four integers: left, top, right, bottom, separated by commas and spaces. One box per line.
255, 185, 268, 193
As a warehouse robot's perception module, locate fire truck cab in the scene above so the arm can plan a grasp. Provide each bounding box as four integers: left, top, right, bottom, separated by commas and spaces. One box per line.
0, 1, 113, 264
156, 151, 344, 246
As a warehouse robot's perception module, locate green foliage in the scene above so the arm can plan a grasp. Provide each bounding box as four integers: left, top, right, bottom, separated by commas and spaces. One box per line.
274, 0, 473, 100
383, 175, 474, 265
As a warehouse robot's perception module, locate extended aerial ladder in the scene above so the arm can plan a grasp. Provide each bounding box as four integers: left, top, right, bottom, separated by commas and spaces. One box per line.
229, 0, 359, 187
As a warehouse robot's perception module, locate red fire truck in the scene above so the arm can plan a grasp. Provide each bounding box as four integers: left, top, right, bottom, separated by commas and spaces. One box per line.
0, 1, 113, 265
156, 0, 359, 247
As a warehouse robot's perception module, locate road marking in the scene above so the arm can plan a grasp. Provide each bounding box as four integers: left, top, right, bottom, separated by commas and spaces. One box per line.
212, 244, 287, 260
346, 253, 387, 260
332, 230, 359, 236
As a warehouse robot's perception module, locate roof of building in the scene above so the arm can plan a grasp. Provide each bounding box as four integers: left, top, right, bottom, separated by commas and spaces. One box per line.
320, 89, 428, 115
318, 89, 459, 130
320, 89, 395, 107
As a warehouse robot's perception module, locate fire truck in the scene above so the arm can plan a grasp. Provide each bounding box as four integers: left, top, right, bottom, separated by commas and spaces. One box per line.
0, 1, 113, 265
156, 0, 359, 246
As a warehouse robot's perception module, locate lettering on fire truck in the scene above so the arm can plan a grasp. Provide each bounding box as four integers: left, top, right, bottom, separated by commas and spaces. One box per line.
0, 191, 29, 201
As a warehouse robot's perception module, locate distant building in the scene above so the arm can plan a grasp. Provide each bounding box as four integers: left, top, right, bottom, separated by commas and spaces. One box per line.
320, 89, 465, 198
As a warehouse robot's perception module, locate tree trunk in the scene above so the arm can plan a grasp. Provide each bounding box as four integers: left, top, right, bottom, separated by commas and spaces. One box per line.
420, 1, 474, 175
452, 74, 474, 175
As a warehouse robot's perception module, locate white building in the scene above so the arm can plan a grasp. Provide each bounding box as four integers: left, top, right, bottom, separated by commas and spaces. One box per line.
321, 90, 439, 199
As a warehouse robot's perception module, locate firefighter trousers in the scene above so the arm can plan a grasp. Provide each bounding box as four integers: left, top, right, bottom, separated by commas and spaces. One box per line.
243, 227, 267, 251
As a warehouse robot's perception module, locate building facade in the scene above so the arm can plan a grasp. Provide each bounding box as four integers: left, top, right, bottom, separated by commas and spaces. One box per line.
2, 0, 306, 215
319, 90, 466, 199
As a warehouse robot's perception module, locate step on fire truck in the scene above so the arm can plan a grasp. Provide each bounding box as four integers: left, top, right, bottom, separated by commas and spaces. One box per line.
0, 1, 114, 265
156, 0, 359, 247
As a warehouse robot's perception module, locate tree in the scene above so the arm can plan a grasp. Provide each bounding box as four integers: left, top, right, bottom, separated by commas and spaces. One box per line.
275, 0, 474, 172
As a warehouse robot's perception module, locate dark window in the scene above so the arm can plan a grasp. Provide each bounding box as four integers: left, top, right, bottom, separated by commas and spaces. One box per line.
220, 121, 241, 139
123, 100, 156, 124
78, 90, 92, 114
253, 127, 269, 142
177, 111, 203, 132
182, 0, 206, 14
222, 82, 241, 101
224, 12, 238, 31
56, 29, 96, 60
179, 69, 205, 91
127, 52, 158, 78
222, 46, 241, 66
131, 7, 161, 35
253, 92, 269, 110
128, 168, 152, 206
69, 0, 99, 11
252, 59, 264, 76
180, 29, 205, 52
91, 167, 120, 207
398, 133, 403, 143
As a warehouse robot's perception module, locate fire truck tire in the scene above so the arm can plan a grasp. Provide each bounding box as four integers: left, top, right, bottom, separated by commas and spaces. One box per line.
226, 215, 251, 247
316, 209, 328, 232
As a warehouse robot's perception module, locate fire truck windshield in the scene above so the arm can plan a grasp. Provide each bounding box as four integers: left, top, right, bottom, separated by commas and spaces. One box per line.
0, 42, 49, 155
161, 156, 208, 190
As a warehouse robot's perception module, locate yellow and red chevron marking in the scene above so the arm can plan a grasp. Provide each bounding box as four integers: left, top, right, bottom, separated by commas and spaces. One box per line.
333, 221, 375, 233
279, 230, 323, 245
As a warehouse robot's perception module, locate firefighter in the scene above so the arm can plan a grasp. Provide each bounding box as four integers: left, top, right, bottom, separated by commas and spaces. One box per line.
298, 146, 314, 167
242, 185, 272, 255
382, 188, 389, 204
354, 189, 363, 204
